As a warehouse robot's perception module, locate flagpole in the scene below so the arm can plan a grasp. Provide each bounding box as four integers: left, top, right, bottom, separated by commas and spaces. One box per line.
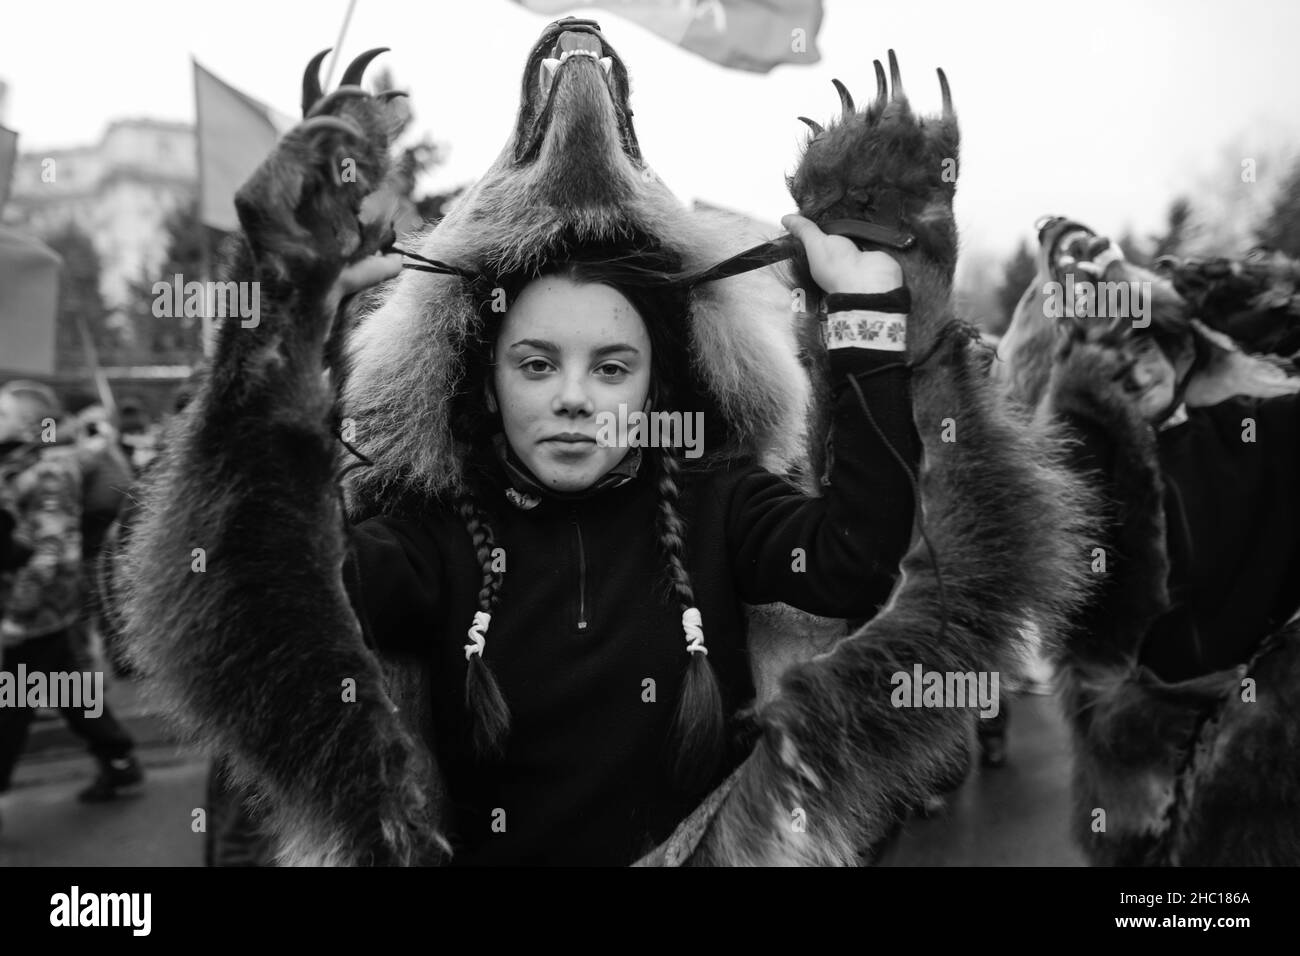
192, 56, 215, 362
75, 313, 117, 420
323, 0, 360, 89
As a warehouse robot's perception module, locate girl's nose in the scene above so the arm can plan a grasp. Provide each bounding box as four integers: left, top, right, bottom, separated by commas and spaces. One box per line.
553, 372, 594, 416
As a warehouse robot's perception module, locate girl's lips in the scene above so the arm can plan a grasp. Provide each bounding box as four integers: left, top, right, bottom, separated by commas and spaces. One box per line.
542, 437, 597, 456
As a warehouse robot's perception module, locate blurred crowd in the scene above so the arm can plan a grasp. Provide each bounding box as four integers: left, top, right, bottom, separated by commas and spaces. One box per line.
0, 378, 192, 834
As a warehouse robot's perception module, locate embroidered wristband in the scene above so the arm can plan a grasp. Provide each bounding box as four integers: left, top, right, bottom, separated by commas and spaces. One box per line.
824, 311, 907, 351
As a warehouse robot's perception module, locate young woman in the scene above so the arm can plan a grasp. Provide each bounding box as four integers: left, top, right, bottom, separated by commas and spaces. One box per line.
335, 222, 919, 865
1033, 237, 1300, 865
1048, 254, 1300, 683
121, 26, 1067, 868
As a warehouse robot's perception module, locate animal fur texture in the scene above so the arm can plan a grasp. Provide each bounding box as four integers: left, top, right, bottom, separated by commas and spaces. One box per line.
119, 54, 449, 865
340, 74, 809, 513
119, 22, 1095, 866
120, 22, 819, 866
639, 56, 1099, 866
996, 218, 1300, 412
1042, 324, 1300, 865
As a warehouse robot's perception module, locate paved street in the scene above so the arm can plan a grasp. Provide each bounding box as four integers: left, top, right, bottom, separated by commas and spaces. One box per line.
0, 664, 207, 867
1, 678, 1083, 867
878, 691, 1086, 866
0, 746, 206, 866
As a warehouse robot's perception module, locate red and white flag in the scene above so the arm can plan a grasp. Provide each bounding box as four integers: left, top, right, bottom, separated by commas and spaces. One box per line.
515, 0, 823, 73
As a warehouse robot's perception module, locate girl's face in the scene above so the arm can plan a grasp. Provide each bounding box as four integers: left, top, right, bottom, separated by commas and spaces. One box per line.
490, 276, 653, 493
1127, 335, 1192, 422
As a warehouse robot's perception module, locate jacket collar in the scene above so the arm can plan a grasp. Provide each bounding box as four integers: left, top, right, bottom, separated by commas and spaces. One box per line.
491, 433, 643, 511
1158, 404, 1189, 432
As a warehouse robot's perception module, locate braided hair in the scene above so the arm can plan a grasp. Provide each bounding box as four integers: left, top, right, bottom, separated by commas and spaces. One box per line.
455, 494, 510, 759
450, 233, 732, 788
654, 443, 726, 790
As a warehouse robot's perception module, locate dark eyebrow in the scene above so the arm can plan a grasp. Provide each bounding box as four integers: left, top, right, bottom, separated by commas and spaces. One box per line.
505, 340, 641, 358
591, 344, 641, 358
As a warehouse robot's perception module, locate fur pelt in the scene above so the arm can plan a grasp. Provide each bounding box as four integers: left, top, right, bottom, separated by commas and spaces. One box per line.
996, 243, 1299, 413
117, 22, 821, 866
117, 26, 1095, 867
1041, 324, 1300, 865
118, 56, 451, 865
639, 56, 1099, 866
340, 69, 808, 514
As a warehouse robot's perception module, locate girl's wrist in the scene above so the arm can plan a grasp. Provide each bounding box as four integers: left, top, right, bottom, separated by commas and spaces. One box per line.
825, 288, 910, 315
824, 311, 907, 351
823, 289, 910, 352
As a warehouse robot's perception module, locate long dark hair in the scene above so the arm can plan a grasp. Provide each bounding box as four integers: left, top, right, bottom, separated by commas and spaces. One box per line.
446, 235, 732, 790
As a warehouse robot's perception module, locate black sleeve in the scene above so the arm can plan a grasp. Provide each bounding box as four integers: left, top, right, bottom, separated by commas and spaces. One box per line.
1276, 390, 1300, 451
723, 346, 920, 617
342, 517, 443, 656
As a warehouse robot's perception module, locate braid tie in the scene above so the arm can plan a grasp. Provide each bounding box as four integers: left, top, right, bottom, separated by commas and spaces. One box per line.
465, 610, 491, 660
454, 492, 511, 758
656, 446, 725, 791
682, 607, 707, 656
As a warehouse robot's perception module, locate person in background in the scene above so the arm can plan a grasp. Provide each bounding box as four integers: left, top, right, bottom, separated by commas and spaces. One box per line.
1043, 256, 1300, 864
0, 380, 143, 826
61, 401, 136, 669
115, 399, 150, 476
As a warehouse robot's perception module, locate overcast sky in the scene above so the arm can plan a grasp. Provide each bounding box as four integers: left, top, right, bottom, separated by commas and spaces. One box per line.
3, 0, 1299, 261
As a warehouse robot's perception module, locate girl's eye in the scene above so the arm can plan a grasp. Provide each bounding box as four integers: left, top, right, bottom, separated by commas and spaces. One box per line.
520, 359, 553, 375
595, 363, 630, 379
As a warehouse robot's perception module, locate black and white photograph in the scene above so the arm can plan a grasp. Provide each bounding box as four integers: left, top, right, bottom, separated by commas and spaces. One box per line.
0, 0, 1297, 925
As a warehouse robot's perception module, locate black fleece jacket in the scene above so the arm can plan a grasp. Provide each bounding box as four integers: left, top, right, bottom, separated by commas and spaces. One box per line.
1066, 392, 1300, 683
342, 346, 919, 866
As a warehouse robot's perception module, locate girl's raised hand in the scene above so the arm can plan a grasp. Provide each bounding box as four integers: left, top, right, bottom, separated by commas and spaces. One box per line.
782, 213, 904, 296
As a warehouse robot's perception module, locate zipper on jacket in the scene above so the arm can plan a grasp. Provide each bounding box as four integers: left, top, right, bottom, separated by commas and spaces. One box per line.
570, 510, 588, 631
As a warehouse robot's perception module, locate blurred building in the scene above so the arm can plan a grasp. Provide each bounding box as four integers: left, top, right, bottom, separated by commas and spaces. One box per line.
2, 119, 196, 326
